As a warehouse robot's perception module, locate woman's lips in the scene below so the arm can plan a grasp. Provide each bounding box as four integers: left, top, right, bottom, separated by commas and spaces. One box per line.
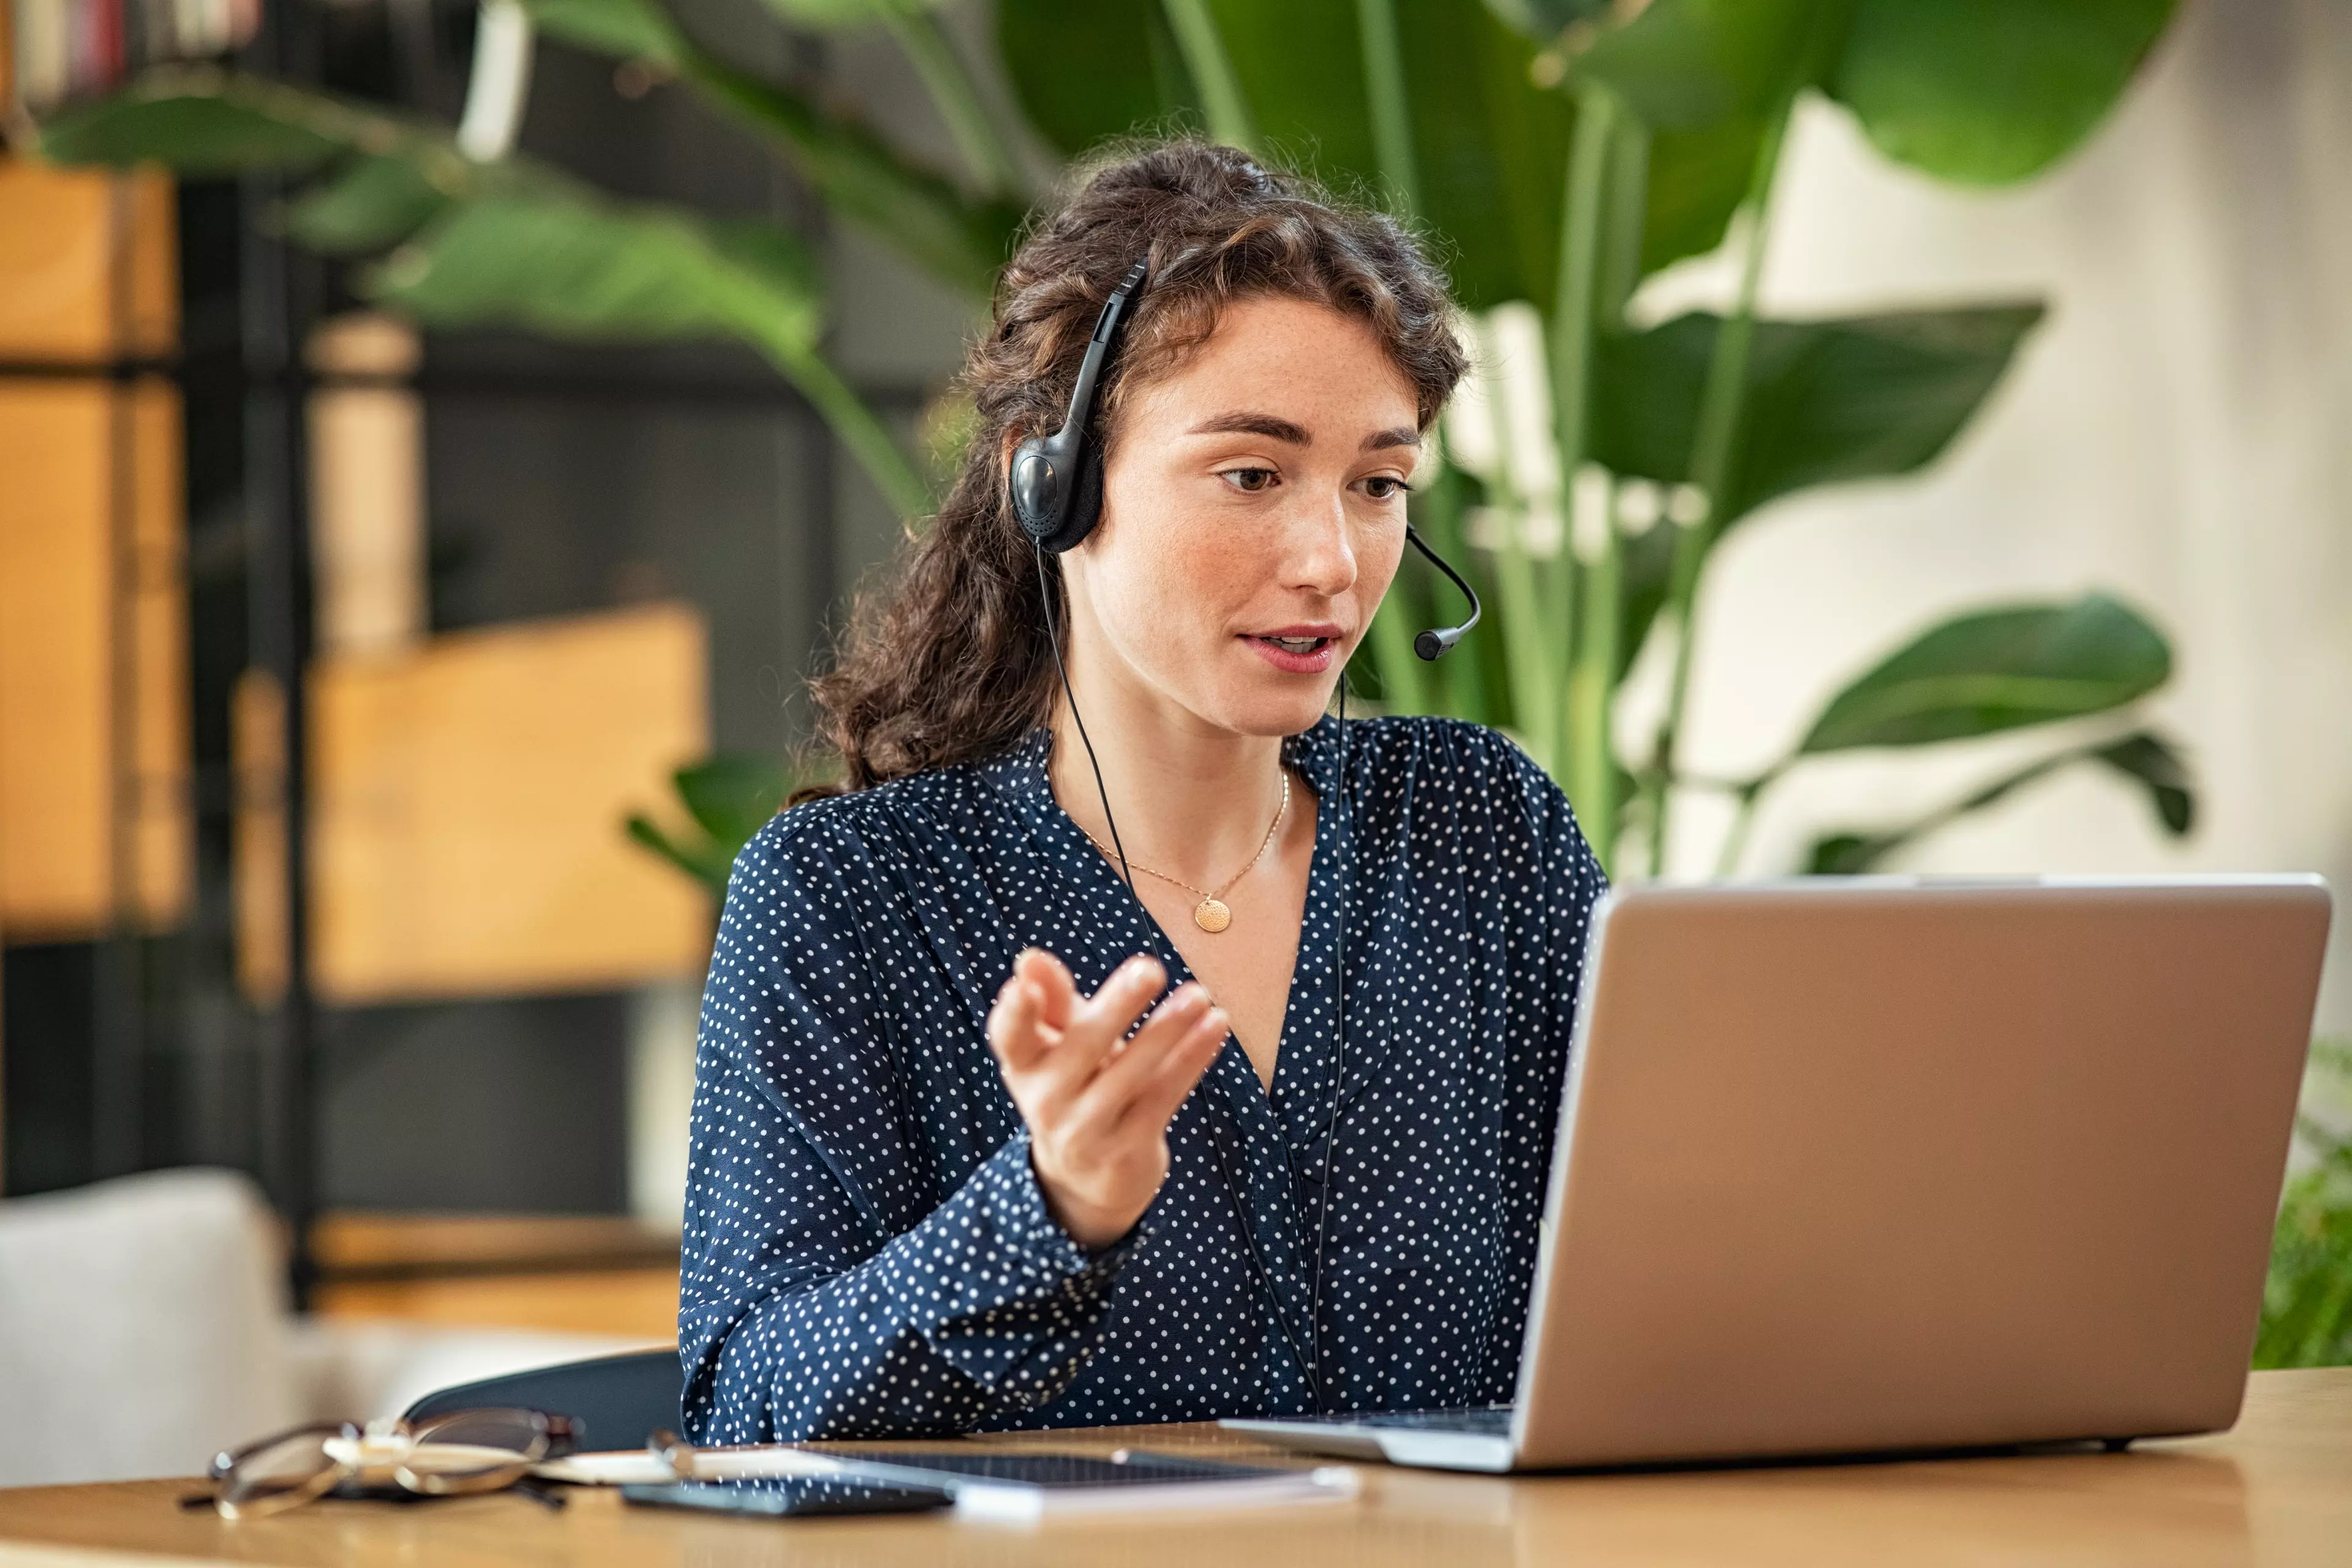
1243, 633, 1339, 674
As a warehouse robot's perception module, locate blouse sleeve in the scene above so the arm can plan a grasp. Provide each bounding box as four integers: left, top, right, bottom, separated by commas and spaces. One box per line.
677, 809, 1138, 1442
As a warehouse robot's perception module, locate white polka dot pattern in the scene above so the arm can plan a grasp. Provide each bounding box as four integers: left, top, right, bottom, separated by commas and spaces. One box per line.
678, 715, 1605, 1441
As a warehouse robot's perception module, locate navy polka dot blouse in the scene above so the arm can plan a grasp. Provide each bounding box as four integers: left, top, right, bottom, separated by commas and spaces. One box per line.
679, 714, 1606, 1441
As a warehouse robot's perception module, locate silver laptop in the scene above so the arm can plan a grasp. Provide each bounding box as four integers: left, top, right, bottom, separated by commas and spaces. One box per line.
1225, 876, 2332, 1471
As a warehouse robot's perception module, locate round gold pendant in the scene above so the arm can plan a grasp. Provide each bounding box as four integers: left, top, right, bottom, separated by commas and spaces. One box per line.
1193, 898, 1232, 933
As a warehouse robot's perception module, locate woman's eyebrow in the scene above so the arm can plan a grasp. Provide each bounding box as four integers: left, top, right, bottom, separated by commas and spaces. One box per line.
1188, 411, 1311, 444
1184, 413, 1422, 453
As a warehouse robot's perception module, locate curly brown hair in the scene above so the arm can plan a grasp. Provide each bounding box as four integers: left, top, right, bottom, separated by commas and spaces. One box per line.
802, 140, 1469, 795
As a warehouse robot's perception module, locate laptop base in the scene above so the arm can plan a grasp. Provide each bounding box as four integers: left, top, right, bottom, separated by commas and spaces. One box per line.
1221, 1413, 1517, 1472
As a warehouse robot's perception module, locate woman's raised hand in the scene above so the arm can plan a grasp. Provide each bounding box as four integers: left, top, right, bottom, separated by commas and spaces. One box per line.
986, 948, 1228, 1251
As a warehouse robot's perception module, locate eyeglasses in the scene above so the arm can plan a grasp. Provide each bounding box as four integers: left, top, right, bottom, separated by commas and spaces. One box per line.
182, 1408, 579, 1520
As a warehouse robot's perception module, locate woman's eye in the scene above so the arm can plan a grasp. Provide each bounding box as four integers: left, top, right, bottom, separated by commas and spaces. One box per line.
1362, 475, 1412, 501
1220, 467, 1278, 493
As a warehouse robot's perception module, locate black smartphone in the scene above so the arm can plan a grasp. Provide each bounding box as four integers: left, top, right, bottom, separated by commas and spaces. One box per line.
620, 1477, 952, 1519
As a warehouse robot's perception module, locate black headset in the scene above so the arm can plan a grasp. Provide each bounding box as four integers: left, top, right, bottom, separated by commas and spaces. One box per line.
1009, 257, 1483, 661
1011, 255, 1483, 1412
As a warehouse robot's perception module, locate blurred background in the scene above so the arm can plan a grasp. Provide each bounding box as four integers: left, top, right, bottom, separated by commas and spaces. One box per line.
0, 0, 2346, 1484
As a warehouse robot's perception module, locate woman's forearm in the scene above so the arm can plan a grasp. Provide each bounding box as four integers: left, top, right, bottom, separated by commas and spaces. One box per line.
682, 1133, 1140, 1442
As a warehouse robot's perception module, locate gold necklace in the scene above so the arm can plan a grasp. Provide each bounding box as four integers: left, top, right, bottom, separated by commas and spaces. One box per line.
1078, 772, 1290, 933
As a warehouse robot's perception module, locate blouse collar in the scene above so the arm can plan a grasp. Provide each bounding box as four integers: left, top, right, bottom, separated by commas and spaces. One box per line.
979, 716, 1345, 841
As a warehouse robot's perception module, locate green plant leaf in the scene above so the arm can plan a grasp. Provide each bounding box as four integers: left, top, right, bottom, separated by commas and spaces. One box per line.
34, 68, 489, 213
2255, 1079, 2352, 1370
368, 190, 824, 352
1569, 0, 1824, 131
284, 154, 453, 254
1227, 0, 1575, 311
1829, 0, 2177, 186
1398, 0, 1578, 310
1800, 748, 2065, 874
525, 0, 1017, 295
34, 65, 360, 173
997, 0, 1186, 157
1803, 831, 1879, 876
753, 0, 944, 31
371, 189, 929, 515
2092, 730, 2193, 835
1639, 114, 1765, 275
45, 63, 935, 516
672, 755, 796, 845
680, 60, 1023, 298
1798, 594, 2172, 755
1800, 725, 2193, 875
626, 754, 805, 901
1207, 0, 1371, 173
625, 815, 736, 902
1482, 0, 1608, 40
1539, 0, 1800, 281
997, 0, 1573, 312
706, 216, 829, 312
1576, 0, 2178, 187
1593, 303, 2043, 529
525, 0, 686, 67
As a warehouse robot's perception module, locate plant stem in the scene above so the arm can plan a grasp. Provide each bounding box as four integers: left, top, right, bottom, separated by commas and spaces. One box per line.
1354, 0, 1417, 213
1349, 0, 1424, 717
1643, 96, 1793, 877
1161, 0, 1259, 155
1547, 81, 1612, 590
881, 10, 1022, 199
1570, 480, 1624, 869
1711, 762, 1789, 879
671, 48, 1005, 299
1570, 111, 1651, 873
1550, 85, 1625, 856
1476, 315, 1556, 766
757, 330, 933, 522
1366, 597, 1428, 713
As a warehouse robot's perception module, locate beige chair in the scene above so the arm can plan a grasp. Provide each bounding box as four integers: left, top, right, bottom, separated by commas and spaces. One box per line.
0, 1169, 657, 1487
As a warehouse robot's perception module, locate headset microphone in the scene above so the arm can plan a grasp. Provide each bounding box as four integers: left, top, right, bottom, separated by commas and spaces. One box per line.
1404, 526, 1480, 661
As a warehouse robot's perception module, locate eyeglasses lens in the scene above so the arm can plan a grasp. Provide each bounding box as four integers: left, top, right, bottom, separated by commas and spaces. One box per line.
214, 1427, 350, 1520
396, 1409, 550, 1494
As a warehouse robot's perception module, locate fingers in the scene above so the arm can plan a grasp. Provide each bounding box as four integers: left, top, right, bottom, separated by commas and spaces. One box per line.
990, 949, 1161, 1098
1068, 983, 1222, 1130
1014, 948, 1077, 1032
1120, 1002, 1230, 1134
1076, 954, 1166, 1038
991, 948, 1227, 1248
990, 949, 1085, 1073
987, 971, 1051, 1076
1035, 955, 1166, 1104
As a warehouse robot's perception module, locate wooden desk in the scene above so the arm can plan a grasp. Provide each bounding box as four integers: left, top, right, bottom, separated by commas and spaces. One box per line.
1, 1369, 2345, 1567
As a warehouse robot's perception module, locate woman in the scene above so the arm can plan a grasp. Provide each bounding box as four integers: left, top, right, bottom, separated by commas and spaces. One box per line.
680, 141, 1606, 1442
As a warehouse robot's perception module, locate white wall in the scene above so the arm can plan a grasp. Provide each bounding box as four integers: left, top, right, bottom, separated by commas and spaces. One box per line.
1637, 0, 2352, 1037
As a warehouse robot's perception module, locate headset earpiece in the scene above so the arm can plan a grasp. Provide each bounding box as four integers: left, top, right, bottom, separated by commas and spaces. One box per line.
1011, 259, 1148, 553
1009, 426, 1106, 554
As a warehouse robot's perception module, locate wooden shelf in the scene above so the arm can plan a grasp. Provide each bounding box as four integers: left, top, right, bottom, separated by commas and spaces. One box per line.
312, 1210, 680, 1276
308, 1211, 681, 1339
